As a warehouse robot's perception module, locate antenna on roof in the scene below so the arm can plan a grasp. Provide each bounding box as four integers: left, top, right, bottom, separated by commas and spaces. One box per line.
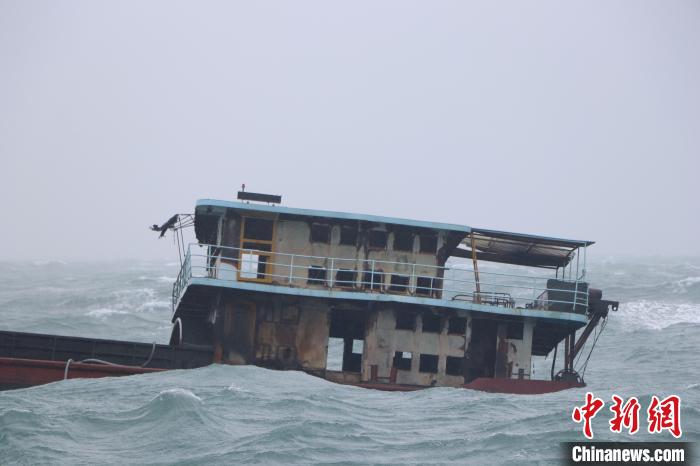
237, 188, 282, 205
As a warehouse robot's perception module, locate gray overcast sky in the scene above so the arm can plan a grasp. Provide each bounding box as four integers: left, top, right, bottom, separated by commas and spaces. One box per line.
1, 1, 698, 262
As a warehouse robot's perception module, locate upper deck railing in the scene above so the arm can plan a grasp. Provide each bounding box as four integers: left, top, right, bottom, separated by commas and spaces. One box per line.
172, 243, 589, 315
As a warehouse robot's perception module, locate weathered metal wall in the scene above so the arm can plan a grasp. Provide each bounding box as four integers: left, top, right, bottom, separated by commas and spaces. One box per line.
362, 307, 469, 388
217, 294, 330, 372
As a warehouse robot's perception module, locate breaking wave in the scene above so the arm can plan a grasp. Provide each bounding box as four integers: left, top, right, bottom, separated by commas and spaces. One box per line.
615, 300, 700, 331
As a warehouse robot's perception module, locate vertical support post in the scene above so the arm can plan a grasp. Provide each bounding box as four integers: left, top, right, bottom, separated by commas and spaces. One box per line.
370, 259, 375, 290
289, 255, 294, 285
411, 263, 416, 295
329, 258, 334, 289
569, 330, 576, 371
470, 234, 481, 303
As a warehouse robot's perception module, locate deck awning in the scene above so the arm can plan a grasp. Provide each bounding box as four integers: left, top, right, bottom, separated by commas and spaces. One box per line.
451, 228, 594, 269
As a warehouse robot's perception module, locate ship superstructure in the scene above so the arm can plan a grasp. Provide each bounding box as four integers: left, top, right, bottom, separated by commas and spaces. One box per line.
167, 193, 617, 393
0, 193, 617, 393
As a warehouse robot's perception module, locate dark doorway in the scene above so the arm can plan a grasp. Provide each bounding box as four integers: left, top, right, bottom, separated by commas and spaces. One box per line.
328, 310, 366, 373
465, 319, 498, 382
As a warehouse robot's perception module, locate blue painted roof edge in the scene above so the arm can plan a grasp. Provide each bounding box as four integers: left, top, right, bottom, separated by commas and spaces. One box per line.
195, 199, 471, 233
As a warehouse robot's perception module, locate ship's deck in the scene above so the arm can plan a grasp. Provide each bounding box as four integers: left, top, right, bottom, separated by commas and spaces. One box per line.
172, 243, 590, 326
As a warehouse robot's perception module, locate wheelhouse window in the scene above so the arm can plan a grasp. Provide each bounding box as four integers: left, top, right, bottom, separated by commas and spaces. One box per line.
335, 269, 356, 288
363, 269, 384, 290
419, 234, 438, 254
307, 266, 327, 285
243, 217, 274, 241
310, 223, 331, 244
415, 276, 434, 296
389, 274, 409, 293
239, 216, 274, 282
368, 230, 388, 249
339, 226, 358, 246
393, 230, 413, 252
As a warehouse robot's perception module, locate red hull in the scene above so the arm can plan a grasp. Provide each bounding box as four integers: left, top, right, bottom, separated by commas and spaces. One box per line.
349, 378, 584, 394
0, 357, 583, 394
462, 377, 585, 394
0, 357, 163, 390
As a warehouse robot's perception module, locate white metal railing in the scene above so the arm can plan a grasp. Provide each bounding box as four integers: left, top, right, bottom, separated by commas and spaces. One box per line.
172, 243, 589, 314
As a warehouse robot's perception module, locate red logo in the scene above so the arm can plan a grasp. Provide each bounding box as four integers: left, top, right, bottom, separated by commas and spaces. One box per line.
647, 395, 682, 438
572, 392, 605, 439
609, 395, 641, 434
572, 393, 682, 439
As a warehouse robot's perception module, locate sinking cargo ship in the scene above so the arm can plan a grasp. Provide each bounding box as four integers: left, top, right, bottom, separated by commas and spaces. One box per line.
0, 192, 618, 393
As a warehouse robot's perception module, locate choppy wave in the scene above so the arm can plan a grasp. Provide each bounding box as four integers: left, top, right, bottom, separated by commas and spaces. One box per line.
615, 300, 700, 330
0, 259, 698, 464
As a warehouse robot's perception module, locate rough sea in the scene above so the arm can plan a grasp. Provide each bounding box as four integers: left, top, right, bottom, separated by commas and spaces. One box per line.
0, 257, 698, 465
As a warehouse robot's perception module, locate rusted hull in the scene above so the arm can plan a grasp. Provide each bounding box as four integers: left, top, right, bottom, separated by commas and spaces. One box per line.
1, 357, 583, 395
0, 357, 163, 390
338, 377, 584, 394
462, 377, 585, 394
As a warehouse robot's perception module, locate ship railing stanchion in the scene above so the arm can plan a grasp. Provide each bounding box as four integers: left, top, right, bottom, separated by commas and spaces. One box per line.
289, 254, 294, 285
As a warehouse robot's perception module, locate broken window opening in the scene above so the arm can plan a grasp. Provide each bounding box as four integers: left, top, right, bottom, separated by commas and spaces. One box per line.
239, 217, 274, 282
389, 274, 409, 293
507, 321, 524, 340
363, 269, 384, 290
243, 217, 273, 241
307, 265, 327, 285
419, 234, 438, 254
415, 276, 434, 296
421, 313, 442, 333
446, 356, 463, 376
393, 351, 412, 371
339, 226, 358, 246
335, 269, 357, 288
393, 230, 413, 252
310, 223, 331, 244
395, 312, 416, 331
448, 317, 467, 335
419, 354, 439, 374
240, 242, 271, 280
368, 230, 388, 249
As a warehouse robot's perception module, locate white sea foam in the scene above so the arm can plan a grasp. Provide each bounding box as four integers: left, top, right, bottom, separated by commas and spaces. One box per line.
111, 288, 156, 299
673, 276, 700, 293
137, 300, 170, 312
226, 383, 250, 393
616, 300, 700, 331
136, 275, 174, 283
156, 388, 202, 403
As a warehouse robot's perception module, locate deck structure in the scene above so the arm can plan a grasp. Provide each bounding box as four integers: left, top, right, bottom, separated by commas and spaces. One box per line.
167, 194, 617, 392
0, 193, 617, 392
